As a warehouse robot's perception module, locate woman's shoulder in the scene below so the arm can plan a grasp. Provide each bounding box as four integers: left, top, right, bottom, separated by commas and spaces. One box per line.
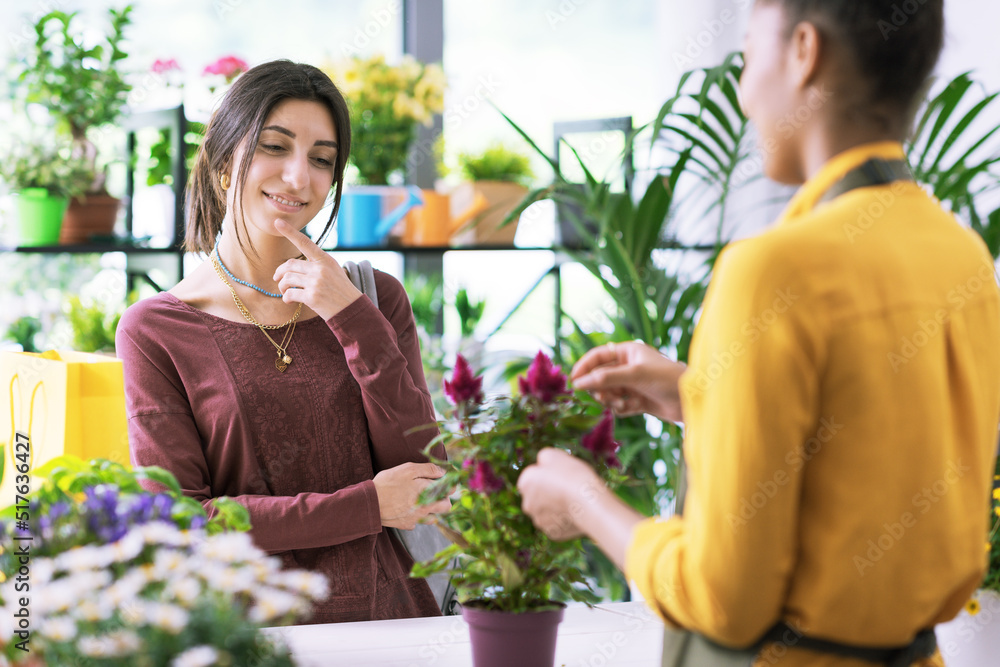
375, 269, 412, 322
372, 268, 405, 300
117, 292, 205, 345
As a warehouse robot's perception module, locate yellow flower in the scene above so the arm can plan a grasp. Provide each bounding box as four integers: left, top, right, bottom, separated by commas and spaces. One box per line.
965, 597, 981, 616
992, 487, 1000, 501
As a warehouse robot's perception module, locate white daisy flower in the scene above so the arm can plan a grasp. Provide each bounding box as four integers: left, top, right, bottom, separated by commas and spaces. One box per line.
247, 588, 306, 624
78, 635, 113, 657
164, 577, 202, 606
110, 530, 145, 563
34, 580, 76, 614
170, 645, 220, 667
56, 544, 113, 572
37, 616, 77, 642
272, 570, 330, 600
146, 603, 189, 634
138, 522, 185, 546
153, 548, 190, 578
74, 598, 114, 623
108, 629, 143, 655
33, 559, 55, 585
198, 532, 260, 564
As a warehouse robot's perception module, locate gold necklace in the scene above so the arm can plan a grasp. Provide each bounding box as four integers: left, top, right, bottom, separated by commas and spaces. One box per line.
210, 254, 302, 372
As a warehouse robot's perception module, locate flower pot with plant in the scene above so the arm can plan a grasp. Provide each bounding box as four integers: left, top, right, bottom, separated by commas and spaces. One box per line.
11, 6, 134, 244
413, 352, 625, 667
65, 295, 122, 354
0, 456, 324, 666
0, 139, 93, 247
325, 54, 445, 186
450, 143, 534, 246
934, 456, 1000, 666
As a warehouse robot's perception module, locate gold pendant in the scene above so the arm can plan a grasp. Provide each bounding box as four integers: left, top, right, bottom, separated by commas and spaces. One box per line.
283, 354, 292, 364
275, 356, 288, 372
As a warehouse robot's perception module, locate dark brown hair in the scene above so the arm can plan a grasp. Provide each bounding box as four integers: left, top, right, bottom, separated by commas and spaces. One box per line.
184, 60, 351, 255
760, 0, 944, 116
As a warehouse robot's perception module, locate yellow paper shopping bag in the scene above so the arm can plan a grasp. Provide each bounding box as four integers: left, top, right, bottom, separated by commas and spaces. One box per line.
0, 350, 130, 507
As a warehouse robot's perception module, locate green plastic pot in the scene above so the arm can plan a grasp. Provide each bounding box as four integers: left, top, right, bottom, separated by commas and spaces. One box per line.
16, 187, 68, 247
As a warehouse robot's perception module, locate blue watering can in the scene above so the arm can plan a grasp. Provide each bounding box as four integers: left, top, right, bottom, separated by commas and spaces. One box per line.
337, 186, 423, 248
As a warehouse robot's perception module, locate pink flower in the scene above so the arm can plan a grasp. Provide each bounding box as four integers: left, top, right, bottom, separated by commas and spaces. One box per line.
518, 351, 569, 403
464, 459, 504, 494
203, 55, 250, 83
151, 58, 181, 74
444, 354, 484, 406
581, 411, 621, 468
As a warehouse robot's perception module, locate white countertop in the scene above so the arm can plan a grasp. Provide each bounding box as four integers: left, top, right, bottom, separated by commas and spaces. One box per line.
264, 601, 665, 666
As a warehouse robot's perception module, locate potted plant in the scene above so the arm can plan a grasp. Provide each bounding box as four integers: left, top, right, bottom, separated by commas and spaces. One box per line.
454, 286, 486, 368
65, 295, 122, 353
2, 316, 42, 353
324, 54, 446, 186
0, 456, 325, 666
934, 456, 1000, 665
413, 352, 625, 667
450, 143, 535, 246
0, 139, 94, 247
11, 6, 134, 244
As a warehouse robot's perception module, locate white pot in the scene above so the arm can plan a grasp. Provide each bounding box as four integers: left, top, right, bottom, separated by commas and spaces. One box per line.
935, 589, 1000, 666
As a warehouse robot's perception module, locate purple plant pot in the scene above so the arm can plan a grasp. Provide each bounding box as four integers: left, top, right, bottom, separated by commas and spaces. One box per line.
462, 602, 566, 667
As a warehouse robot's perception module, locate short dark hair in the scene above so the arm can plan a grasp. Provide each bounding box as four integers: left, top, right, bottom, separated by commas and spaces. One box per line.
185, 60, 351, 255
762, 0, 944, 114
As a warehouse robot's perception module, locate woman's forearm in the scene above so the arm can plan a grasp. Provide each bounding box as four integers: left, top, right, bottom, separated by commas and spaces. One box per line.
576, 484, 645, 571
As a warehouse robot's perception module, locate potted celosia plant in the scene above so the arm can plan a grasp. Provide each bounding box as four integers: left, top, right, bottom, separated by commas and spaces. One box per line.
0, 457, 326, 666
323, 54, 445, 185
413, 352, 625, 667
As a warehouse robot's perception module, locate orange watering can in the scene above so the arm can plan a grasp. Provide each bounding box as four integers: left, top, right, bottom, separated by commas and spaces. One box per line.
406, 190, 490, 246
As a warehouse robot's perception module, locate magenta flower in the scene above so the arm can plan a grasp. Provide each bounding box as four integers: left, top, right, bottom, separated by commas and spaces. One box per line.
518, 351, 569, 403
203, 55, 250, 83
581, 411, 621, 468
151, 58, 181, 74
464, 459, 504, 494
444, 354, 484, 406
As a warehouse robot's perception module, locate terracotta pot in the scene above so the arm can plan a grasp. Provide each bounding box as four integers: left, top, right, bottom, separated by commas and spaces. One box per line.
449, 181, 528, 246
935, 590, 1000, 666
60, 194, 121, 244
462, 601, 565, 667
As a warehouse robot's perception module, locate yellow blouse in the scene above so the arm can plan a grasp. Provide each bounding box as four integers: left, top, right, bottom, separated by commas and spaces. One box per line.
625, 142, 1000, 667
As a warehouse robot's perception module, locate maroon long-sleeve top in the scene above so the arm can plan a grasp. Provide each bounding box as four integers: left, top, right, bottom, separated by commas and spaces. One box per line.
115, 270, 442, 623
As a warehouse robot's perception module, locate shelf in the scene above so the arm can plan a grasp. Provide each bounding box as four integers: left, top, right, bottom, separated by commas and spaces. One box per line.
4, 241, 718, 255
322, 244, 550, 253
3, 243, 182, 254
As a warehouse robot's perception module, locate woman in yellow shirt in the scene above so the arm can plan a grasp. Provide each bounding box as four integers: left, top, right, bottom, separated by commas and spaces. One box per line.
518, 1, 1000, 665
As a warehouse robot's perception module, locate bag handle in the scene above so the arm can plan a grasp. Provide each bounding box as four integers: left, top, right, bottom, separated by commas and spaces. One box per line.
342, 260, 379, 309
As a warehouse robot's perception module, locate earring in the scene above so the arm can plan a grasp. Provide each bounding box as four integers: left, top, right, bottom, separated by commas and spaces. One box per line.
220, 173, 231, 191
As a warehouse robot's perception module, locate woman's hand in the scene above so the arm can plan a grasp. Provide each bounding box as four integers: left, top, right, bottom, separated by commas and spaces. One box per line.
519, 448, 643, 569
373, 462, 452, 530
272, 218, 362, 321
518, 448, 604, 541
571, 342, 686, 423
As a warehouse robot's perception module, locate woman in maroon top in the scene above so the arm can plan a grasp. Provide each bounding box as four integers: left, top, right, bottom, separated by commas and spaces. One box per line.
115, 60, 449, 623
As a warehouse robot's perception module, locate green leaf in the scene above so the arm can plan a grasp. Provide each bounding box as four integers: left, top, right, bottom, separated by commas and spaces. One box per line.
134, 465, 184, 496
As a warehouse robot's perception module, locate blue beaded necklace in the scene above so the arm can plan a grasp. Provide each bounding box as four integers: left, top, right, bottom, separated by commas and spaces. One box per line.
213, 240, 283, 298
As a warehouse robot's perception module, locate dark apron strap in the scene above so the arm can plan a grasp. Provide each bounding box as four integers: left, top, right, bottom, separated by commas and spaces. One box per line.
817, 158, 914, 206
759, 623, 936, 666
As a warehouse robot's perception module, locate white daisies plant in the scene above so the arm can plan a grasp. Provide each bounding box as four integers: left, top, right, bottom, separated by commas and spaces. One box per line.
0, 523, 328, 666
0, 457, 328, 666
